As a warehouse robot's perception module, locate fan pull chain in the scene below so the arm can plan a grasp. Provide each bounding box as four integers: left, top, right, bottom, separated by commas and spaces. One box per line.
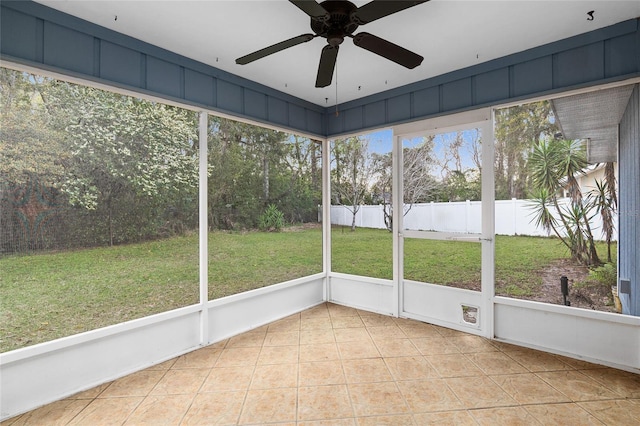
335, 57, 339, 117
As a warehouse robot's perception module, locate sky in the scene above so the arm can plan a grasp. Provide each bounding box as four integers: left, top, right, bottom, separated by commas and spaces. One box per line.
362, 128, 481, 178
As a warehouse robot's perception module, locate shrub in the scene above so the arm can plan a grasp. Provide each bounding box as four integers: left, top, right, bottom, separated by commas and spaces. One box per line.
259, 204, 285, 232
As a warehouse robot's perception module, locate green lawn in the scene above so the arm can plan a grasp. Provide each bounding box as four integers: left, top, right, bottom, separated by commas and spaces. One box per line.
1, 226, 610, 352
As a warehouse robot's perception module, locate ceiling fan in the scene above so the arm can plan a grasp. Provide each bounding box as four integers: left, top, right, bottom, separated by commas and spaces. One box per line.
236, 0, 429, 88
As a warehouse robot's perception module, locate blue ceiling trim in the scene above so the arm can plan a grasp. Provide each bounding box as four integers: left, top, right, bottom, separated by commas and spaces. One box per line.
0, 0, 327, 137
1, 1, 638, 139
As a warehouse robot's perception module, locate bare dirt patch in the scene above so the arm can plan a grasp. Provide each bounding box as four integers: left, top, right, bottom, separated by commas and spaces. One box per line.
517, 259, 616, 312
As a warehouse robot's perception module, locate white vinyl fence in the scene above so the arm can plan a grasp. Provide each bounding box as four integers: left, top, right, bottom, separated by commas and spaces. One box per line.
328, 198, 617, 241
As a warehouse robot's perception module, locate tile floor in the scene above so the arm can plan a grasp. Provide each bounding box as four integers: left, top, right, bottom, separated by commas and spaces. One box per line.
3, 302, 640, 425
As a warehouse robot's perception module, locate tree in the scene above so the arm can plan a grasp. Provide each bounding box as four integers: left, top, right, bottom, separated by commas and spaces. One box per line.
50, 82, 199, 245
587, 162, 617, 263
207, 117, 321, 229
528, 138, 600, 266
331, 137, 373, 231
372, 136, 438, 231
494, 102, 559, 199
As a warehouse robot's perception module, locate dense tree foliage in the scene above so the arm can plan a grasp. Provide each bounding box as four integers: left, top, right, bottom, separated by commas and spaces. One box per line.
0, 68, 321, 254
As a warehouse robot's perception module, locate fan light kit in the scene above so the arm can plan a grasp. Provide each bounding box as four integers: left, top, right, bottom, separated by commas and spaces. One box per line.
236, 0, 428, 88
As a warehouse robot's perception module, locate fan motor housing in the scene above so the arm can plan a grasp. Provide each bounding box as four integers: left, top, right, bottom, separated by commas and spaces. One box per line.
311, 0, 359, 44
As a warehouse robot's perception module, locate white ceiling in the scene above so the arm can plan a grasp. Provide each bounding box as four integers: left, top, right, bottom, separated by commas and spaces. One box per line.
35, 1, 640, 107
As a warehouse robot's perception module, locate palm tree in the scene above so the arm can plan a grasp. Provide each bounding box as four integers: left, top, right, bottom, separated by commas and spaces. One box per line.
528, 139, 600, 266
587, 163, 617, 262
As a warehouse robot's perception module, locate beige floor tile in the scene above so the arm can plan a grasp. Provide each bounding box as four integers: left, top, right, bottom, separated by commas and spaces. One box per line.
449, 335, 498, 353
536, 370, 622, 401
331, 316, 365, 329
250, 363, 298, 389
554, 355, 603, 370
367, 326, 405, 340
238, 388, 297, 424
11, 304, 640, 426
67, 397, 143, 425
411, 337, 461, 356
445, 376, 517, 409
426, 353, 484, 378
149, 368, 209, 395
207, 339, 229, 350
215, 346, 261, 367
300, 328, 335, 345
470, 406, 539, 425
398, 323, 442, 339
299, 360, 346, 386
300, 303, 330, 319
267, 316, 301, 333
579, 399, 640, 425
525, 402, 602, 425
181, 391, 245, 425
342, 358, 393, 383
503, 349, 573, 372
100, 369, 166, 398
298, 385, 354, 421
465, 351, 527, 375
374, 338, 420, 358
360, 315, 396, 327
264, 331, 300, 346
348, 382, 409, 417
300, 317, 333, 330
257, 345, 299, 365
580, 368, 640, 398
171, 347, 222, 369
337, 340, 381, 360
67, 383, 111, 400
226, 330, 266, 348
334, 328, 372, 343
433, 326, 467, 338
327, 304, 360, 318
10, 399, 91, 426
200, 366, 253, 392
413, 410, 477, 425
384, 356, 439, 381
145, 358, 177, 370
299, 419, 356, 426
124, 394, 192, 425
490, 373, 570, 404
356, 414, 415, 425
300, 342, 341, 362
397, 379, 464, 413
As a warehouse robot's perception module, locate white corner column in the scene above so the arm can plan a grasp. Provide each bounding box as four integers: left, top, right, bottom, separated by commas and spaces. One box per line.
481, 111, 496, 339
322, 138, 331, 301
198, 111, 209, 345
392, 132, 403, 317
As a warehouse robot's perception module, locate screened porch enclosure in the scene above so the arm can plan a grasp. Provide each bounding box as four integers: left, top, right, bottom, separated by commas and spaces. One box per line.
1, 1, 640, 421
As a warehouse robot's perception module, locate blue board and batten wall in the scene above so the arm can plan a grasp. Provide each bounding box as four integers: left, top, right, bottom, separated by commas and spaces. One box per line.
1, 1, 639, 138
619, 84, 640, 317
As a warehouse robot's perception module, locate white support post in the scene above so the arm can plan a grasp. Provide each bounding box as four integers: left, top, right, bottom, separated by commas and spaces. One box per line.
481, 113, 496, 339
198, 111, 209, 345
392, 133, 403, 317
322, 138, 331, 302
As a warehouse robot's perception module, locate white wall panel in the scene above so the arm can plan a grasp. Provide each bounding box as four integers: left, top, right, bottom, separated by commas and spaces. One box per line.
0, 307, 201, 420
402, 280, 484, 335
329, 274, 395, 315
494, 298, 640, 372
207, 275, 325, 343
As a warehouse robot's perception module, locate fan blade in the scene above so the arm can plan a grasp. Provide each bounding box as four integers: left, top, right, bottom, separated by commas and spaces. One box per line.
316, 45, 339, 88
236, 34, 315, 65
289, 0, 329, 20
353, 32, 423, 69
353, 1, 429, 25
